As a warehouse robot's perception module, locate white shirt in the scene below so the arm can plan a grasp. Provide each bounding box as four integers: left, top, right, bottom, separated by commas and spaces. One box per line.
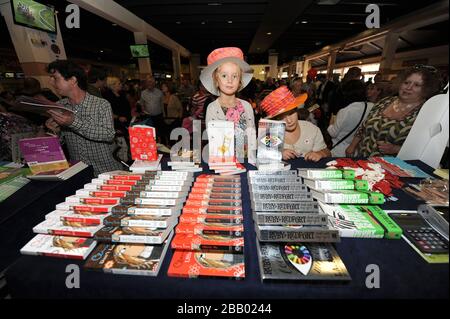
140, 88, 163, 116
284, 121, 328, 156
327, 101, 374, 157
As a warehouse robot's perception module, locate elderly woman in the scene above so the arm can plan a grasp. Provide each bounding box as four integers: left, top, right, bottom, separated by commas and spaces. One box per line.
261, 86, 331, 162
346, 65, 440, 157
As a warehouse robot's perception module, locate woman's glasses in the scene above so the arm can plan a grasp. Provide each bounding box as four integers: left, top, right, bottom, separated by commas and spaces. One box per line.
413, 64, 438, 73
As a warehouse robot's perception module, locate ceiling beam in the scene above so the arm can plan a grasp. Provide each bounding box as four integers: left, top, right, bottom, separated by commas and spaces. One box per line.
69, 0, 191, 57
304, 0, 449, 60
248, 0, 314, 53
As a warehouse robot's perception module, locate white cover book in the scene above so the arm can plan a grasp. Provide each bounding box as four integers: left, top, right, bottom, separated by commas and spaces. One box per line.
207, 120, 235, 164
257, 119, 286, 163
20, 234, 97, 260
33, 218, 104, 237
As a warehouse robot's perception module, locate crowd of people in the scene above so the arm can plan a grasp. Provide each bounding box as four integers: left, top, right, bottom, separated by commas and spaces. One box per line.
0, 51, 447, 175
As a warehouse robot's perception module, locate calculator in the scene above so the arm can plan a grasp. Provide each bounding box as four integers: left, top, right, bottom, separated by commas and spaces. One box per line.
389, 212, 449, 254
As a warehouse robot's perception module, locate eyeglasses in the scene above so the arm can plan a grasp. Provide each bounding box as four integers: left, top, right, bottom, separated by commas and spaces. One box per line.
413, 64, 438, 73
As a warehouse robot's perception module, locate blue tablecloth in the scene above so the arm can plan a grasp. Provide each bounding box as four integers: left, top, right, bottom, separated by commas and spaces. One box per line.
4, 158, 448, 299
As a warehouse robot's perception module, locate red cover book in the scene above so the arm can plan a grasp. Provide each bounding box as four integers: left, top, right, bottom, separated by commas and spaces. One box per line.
185, 199, 242, 209
129, 125, 157, 161
176, 222, 244, 237
167, 250, 245, 278
171, 233, 244, 252
190, 187, 241, 195
196, 174, 241, 182
179, 213, 243, 224
182, 206, 242, 215
194, 182, 241, 189
188, 192, 241, 200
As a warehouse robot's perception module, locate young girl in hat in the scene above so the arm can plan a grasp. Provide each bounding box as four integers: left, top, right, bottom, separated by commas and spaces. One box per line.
261, 86, 331, 162
201, 47, 255, 158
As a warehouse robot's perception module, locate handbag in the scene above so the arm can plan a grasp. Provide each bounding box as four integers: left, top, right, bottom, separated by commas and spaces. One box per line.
331, 102, 367, 150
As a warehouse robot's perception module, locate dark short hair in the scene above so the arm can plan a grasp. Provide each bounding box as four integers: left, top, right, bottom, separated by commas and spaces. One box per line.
342, 79, 367, 104
162, 81, 177, 94
399, 66, 441, 100
47, 60, 87, 91
88, 67, 107, 84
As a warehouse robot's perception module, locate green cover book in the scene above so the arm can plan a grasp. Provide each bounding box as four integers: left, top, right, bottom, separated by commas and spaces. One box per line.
320, 203, 385, 238
367, 206, 403, 239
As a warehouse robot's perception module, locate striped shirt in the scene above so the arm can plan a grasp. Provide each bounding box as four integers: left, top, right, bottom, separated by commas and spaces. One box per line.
59, 92, 123, 176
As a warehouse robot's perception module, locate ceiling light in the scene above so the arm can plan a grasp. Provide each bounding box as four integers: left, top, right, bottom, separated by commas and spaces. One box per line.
301, 21, 308, 24
349, 22, 355, 25
201, 21, 206, 25
100, 50, 104, 53
295, 21, 299, 24
266, 32, 272, 35
176, 21, 181, 24
227, 20, 233, 24
315, 42, 322, 46
112, 23, 117, 26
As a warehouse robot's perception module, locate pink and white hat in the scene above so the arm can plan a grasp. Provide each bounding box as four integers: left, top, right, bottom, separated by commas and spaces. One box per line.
200, 47, 253, 96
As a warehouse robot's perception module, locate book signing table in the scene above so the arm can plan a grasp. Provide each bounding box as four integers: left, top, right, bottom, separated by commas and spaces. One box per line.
0, 166, 94, 273
3, 158, 448, 299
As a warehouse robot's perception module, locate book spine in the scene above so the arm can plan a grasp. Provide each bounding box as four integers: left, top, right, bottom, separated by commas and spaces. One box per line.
251, 192, 313, 201
250, 184, 308, 192
257, 229, 340, 243
139, 191, 187, 198
366, 207, 403, 239
253, 201, 319, 212
254, 213, 328, 226
114, 234, 163, 244
134, 198, 180, 206
250, 177, 302, 184
339, 228, 384, 238
182, 207, 243, 215
129, 207, 178, 216
247, 170, 296, 177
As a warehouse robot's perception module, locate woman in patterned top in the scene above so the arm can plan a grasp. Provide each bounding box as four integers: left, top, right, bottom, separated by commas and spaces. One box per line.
345, 66, 441, 157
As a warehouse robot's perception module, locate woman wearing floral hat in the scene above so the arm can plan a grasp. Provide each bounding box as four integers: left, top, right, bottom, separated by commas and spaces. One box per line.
201, 47, 255, 158
261, 86, 331, 162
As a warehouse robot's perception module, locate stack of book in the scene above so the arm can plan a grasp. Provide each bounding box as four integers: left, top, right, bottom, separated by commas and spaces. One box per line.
298, 168, 402, 239
0, 164, 30, 202
207, 120, 246, 175
168, 150, 202, 172
129, 154, 163, 173
248, 170, 351, 281
81, 170, 192, 276
167, 174, 245, 279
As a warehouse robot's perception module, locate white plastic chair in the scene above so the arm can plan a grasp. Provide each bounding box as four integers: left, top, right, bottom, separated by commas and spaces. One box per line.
397, 87, 449, 169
